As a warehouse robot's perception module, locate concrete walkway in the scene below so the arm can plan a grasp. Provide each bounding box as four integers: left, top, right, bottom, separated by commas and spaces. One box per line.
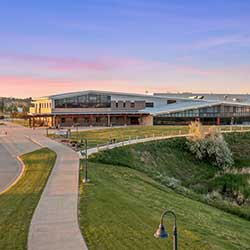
1, 123, 87, 250
28, 137, 87, 250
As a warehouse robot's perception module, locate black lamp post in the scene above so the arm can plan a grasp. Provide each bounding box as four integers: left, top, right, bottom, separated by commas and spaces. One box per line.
74, 122, 80, 142
79, 138, 89, 183
154, 210, 178, 250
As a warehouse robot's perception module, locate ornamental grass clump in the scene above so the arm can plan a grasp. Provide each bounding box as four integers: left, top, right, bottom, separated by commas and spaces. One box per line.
187, 121, 234, 169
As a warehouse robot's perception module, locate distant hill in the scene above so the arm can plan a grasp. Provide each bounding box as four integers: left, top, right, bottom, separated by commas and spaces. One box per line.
0, 97, 32, 114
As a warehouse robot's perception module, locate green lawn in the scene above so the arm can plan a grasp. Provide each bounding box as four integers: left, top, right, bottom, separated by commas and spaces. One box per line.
0, 148, 56, 250
49, 125, 250, 149
79, 162, 250, 250
90, 133, 250, 219
70, 125, 189, 148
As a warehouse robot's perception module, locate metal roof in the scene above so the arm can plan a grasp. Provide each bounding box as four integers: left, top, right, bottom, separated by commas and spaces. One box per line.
33, 90, 207, 102
144, 100, 250, 116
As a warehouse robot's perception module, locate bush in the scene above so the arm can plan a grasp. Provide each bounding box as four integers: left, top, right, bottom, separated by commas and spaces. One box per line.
187, 122, 234, 169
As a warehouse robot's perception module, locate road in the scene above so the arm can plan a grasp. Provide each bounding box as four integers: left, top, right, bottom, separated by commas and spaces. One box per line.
0, 142, 22, 193
0, 123, 40, 193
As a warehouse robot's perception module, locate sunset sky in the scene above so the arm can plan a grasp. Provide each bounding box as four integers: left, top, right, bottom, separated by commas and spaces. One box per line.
1, 0, 250, 98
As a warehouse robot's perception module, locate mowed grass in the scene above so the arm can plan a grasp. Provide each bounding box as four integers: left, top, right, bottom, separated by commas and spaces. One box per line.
0, 148, 56, 250
91, 135, 250, 219
71, 125, 189, 148
79, 162, 250, 250
60, 125, 250, 149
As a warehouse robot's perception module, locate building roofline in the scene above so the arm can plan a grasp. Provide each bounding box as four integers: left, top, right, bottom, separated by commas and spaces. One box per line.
150, 101, 250, 116
32, 90, 207, 102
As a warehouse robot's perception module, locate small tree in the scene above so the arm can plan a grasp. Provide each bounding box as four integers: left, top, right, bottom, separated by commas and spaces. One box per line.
187, 122, 234, 169
188, 121, 205, 141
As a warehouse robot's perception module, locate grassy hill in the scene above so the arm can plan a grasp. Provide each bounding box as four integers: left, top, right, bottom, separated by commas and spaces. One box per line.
90, 133, 250, 219
79, 162, 250, 250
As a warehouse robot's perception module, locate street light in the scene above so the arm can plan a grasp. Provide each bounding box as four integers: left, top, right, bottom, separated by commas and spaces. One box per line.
154, 210, 178, 250
78, 138, 90, 183
74, 122, 80, 142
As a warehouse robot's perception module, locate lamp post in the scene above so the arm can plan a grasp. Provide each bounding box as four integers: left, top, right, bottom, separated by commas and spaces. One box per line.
154, 210, 178, 250
75, 122, 80, 142
79, 138, 89, 183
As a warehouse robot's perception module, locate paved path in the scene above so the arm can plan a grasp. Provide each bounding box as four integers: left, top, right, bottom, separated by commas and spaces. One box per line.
0, 142, 22, 193
1, 122, 87, 250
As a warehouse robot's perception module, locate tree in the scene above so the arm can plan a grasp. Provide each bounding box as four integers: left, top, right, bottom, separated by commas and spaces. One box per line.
187, 122, 234, 169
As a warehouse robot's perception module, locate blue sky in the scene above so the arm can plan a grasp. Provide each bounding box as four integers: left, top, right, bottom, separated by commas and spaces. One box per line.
0, 0, 250, 97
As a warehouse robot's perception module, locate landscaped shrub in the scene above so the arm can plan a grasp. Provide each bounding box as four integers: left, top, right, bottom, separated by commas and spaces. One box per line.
187, 122, 234, 169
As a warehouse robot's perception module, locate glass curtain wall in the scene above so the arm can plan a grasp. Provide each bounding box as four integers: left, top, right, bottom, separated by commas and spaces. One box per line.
55, 94, 111, 108
158, 105, 250, 118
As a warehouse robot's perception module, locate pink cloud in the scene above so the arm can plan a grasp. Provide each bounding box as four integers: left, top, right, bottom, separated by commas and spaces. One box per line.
2, 52, 246, 77
0, 53, 145, 72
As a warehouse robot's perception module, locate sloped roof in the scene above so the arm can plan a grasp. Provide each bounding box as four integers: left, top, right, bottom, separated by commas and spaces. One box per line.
34, 90, 206, 102
145, 100, 250, 116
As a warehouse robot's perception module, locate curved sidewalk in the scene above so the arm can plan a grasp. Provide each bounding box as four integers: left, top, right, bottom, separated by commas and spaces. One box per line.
27, 136, 88, 250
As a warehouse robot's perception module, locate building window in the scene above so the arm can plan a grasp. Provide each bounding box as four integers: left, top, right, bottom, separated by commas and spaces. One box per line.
116, 102, 119, 108
167, 100, 177, 104
55, 94, 111, 108
61, 117, 66, 123
123, 102, 126, 108
146, 102, 154, 108
131, 102, 135, 108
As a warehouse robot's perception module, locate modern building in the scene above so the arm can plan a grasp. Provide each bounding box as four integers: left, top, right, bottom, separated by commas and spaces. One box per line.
28, 90, 250, 127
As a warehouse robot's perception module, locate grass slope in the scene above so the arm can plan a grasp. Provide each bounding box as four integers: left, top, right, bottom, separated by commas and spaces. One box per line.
91, 138, 217, 192
0, 148, 56, 250
91, 134, 250, 219
224, 132, 250, 169
80, 162, 250, 250
70, 126, 189, 148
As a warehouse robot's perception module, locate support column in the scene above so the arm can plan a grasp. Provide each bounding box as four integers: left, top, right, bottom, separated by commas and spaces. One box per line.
124, 115, 127, 126
52, 115, 55, 127
90, 115, 94, 126
216, 117, 220, 126
29, 117, 31, 128
107, 114, 111, 127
